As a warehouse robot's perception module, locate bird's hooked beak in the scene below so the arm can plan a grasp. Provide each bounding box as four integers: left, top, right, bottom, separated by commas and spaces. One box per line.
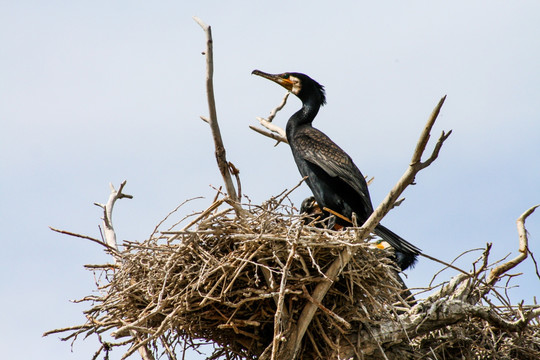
252, 70, 293, 92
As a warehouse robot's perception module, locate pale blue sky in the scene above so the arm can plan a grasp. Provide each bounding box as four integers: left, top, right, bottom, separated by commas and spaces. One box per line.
1, 2, 539, 359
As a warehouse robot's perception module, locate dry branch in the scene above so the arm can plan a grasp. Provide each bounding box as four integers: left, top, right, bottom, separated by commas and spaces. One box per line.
93, 180, 132, 261
487, 204, 539, 285
193, 16, 242, 215
249, 92, 290, 144
97, 182, 156, 360
49, 227, 120, 256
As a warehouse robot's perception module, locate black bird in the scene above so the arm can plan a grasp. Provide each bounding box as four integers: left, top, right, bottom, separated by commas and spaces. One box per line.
300, 195, 327, 226
300, 195, 343, 229
252, 70, 421, 271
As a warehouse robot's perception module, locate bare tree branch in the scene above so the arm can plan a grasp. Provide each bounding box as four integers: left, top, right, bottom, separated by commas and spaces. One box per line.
94, 181, 155, 360
411, 95, 447, 165
228, 161, 242, 200
49, 226, 121, 256
193, 16, 243, 215
250, 92, 290, 144
93, 180, 132, 262
249, 124, 288, 144
266, 92, 290, 122
256, 117, 288, 144
487, 204, 540, 285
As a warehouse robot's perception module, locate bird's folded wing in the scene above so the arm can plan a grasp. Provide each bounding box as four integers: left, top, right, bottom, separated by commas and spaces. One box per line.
294, 130, 374, 214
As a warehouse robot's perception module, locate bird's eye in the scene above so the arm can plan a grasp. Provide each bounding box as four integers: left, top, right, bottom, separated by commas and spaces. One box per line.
282, 74, 290, 79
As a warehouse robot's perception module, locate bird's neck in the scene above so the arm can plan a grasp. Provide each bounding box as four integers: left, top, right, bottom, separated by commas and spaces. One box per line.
286, 99, 321, 135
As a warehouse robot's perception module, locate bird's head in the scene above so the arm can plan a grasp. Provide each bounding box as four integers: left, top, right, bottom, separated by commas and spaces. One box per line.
252, 70, 326, 106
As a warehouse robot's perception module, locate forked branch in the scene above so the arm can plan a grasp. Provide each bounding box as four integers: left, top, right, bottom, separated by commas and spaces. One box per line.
94, 182, 155, 360
94, 180, 132, 262
487, 204, 539, 285
250, 92, 290, 144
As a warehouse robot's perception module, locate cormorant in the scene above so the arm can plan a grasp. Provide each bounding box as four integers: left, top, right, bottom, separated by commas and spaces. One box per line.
252, 70, 421, 271
300, 195, 342, 230
300, 195, 331, 227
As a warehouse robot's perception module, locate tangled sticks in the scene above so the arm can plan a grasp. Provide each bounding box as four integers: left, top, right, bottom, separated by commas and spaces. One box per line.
46, 189, 540, 359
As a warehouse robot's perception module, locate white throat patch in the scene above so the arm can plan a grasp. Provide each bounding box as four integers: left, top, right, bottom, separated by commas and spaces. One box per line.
290, 75, 302, 96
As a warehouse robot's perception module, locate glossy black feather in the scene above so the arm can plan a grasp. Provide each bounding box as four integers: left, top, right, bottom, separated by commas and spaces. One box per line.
281, 72, 420, 271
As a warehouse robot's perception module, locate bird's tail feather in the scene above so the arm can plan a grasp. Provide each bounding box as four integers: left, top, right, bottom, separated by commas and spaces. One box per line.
374, 224, 421, 270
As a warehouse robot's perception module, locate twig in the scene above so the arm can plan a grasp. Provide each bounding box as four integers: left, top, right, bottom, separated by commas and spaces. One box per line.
267, 92, 290, 122
148, 196, 204, 240
256, 118, 288, 144
228, 161, 242, 200
428, 247, 484, 287
528, 248, 540, 280
410, 96, 448, 167
250, 92, 290, 144
181, 199, 226, 232
275, 176, 308, 208
420, 252, 472, 278
301, 285, 351, 330
49, 227, 121, 257
249, 125, 288, 145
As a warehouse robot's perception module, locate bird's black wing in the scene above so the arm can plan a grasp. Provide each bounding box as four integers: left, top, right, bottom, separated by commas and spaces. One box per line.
293, 128, 374, 214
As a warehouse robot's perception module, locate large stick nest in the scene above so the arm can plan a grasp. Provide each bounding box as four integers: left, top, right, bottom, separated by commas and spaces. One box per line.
103, 195, 408, 359
48, 193, 540, 359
